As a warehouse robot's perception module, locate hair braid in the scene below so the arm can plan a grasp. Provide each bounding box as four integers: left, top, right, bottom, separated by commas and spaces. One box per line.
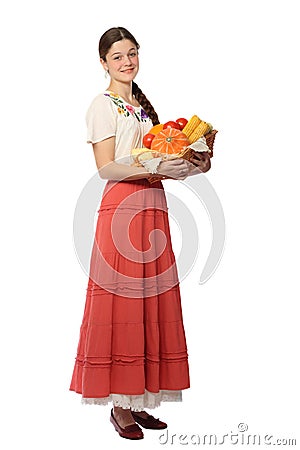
132, 81, 160, 126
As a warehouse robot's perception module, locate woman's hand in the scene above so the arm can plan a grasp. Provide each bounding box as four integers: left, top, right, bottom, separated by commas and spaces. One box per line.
189, 151, 211, 173
157, 158, 190, 180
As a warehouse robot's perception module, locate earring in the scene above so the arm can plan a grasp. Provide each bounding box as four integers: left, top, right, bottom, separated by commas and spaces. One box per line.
105, 70, 109, 78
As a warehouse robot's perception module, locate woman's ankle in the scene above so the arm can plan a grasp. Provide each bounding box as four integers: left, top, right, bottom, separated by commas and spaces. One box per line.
113, 406, 135, 427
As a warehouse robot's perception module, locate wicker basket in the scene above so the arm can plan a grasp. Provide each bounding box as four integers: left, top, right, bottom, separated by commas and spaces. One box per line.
201, 129, 218, 157
147, 130, 218, 184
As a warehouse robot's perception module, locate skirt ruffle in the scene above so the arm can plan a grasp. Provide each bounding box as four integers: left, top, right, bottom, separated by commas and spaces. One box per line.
81, 389, 182, 412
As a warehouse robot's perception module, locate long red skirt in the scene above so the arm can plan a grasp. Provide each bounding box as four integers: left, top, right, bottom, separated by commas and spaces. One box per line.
69, 178, 190, 403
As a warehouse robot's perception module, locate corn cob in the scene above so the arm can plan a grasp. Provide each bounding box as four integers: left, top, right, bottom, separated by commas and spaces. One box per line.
206, 123, 213, 133
182, 115, 201, 138
188, 121, 210, 144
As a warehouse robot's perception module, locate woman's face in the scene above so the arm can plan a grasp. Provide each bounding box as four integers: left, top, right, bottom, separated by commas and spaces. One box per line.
101, 39, 139, 83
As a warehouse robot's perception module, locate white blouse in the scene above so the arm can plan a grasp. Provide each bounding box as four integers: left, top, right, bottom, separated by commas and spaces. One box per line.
85, 91, 153, 165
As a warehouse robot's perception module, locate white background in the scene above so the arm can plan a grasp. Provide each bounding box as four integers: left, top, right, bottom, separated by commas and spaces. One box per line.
1, 0, 299, 448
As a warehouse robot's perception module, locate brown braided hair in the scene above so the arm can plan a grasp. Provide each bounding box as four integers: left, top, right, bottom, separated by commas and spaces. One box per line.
98, 27, 160, 125
132, 81, 159, 125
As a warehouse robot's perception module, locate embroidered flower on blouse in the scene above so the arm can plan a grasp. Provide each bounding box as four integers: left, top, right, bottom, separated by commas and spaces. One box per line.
125, 104, 135, 115
104, 91, 150, 123
140, 109, 148, 120
106, 92, 120, 101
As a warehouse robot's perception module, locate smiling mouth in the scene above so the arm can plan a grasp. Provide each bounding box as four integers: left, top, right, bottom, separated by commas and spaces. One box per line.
121, 68, 135, 73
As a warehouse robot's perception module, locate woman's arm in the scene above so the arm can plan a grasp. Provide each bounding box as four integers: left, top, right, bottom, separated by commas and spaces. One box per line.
92, 138, 153, 181
92, 138, 207, 181
187, 152, 211, 176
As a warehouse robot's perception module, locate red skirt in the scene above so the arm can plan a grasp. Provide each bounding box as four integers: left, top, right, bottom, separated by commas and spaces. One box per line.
69, 178, 190, 400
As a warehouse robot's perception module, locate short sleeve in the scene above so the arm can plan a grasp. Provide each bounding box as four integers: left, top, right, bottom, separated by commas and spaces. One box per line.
85, 94, 117, 144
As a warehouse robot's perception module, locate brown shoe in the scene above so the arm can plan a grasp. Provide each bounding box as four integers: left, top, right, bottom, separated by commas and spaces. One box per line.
131, 411, 168, 429
110, 408, 144, 440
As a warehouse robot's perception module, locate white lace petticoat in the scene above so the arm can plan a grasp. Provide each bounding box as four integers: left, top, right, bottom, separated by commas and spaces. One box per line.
81, 389, 182, 412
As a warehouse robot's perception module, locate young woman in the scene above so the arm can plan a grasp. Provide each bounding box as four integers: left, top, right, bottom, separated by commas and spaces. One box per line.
70, 27, 211, 440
